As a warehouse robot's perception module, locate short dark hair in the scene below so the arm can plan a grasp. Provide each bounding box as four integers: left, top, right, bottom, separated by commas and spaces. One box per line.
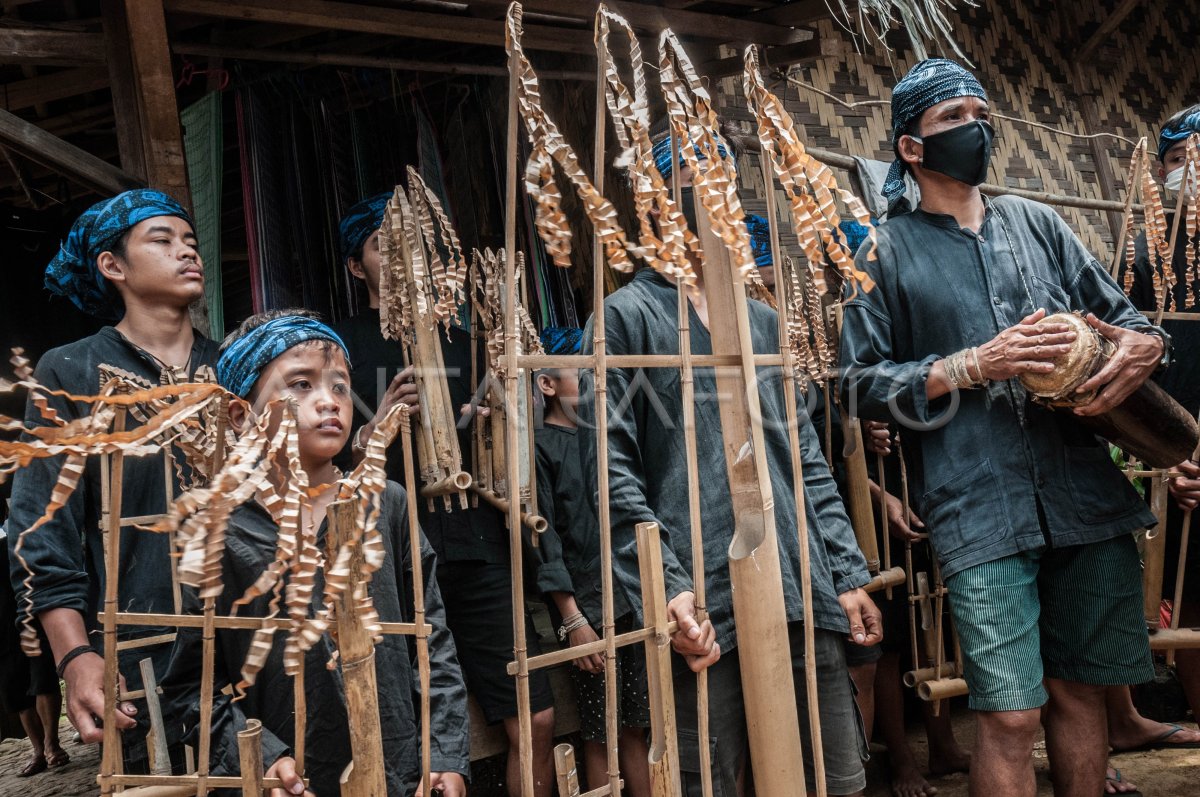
219, 308, 325, 353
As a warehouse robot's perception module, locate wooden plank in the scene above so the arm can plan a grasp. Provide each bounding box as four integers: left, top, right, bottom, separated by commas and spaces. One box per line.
122, 0, 190, 206
0, 27, 104, 65
101, 0, 147, 181
701, 36, 827, 79
0, 67, 109, 112
1077, 0, 1142, 62
164, 0, 595, 56
470, 0, 805, 45
0, 107, 142, 194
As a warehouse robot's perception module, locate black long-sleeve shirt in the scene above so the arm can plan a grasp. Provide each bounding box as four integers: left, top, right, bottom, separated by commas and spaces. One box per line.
161, 483, 469, 796
577, 269, 871, 650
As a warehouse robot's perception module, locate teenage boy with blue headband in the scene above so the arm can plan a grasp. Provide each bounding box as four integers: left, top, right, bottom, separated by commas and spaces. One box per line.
6, 190, 218, 768
162, 310, 469, 796
840, 59, 1170, 797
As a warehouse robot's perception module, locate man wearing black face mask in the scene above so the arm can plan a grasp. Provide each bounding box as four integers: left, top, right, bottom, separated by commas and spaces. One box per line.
840, 59, 1169, 797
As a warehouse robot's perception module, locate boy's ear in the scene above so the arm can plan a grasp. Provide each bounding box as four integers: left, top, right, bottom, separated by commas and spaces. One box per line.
95, 251, 127, 285
346, 257, 366, 281
535, 372, 556, 398
227, 397, 252, 435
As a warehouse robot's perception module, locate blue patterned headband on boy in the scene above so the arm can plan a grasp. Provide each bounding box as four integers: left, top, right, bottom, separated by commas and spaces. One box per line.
540, 326, 584, 356
1159, 109, 1200, 162
882, 58, 987, 204
744, 214, 773, 268
651, 134, 730, 182
217, 316, 350, 399
338, 192, 392, 263
45, 189, 192, 320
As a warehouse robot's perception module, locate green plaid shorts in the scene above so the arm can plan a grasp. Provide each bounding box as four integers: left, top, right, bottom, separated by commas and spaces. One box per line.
945, 534, 1153, 712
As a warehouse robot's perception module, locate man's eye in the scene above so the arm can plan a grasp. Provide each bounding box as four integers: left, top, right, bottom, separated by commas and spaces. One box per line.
333, 383, 349, 395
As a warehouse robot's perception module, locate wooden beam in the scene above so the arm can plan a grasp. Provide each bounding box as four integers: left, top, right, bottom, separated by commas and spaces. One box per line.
700, 36, 828, 79
0, 107, 141, 194
163, 0, 596, 56
171, 40, 595, 81
470, 0, 805, 45
101, 0, 147, 181
748, 0, 829, 26
0, 67, 109, 112
122, 0, 190, 206
1077, 0, 1142, 62
0, 27, 104, 65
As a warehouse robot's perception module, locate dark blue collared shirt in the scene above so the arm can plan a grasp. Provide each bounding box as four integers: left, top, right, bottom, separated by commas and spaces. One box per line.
839, 195, 1155, 578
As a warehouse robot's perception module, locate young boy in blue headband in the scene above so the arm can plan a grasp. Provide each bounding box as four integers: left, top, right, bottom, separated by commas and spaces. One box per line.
163, 310, 470, 796
7, 189, 218, 769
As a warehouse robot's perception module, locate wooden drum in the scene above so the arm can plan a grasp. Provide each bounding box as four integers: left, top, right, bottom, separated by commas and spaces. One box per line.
1018, 312, 1199, 468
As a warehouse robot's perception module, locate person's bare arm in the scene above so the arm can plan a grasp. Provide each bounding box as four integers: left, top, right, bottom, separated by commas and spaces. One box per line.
41, 607, 136, 743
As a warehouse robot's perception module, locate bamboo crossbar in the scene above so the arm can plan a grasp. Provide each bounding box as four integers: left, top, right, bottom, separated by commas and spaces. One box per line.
506, 620, 682, 676
98, 775, 292, 790
862, 566, 906, 594
112, 612, 428, 636
470, 484, 549, 533
1148, 628, 1200, 649
903, 662, 960, 688
519, 352, 787, 369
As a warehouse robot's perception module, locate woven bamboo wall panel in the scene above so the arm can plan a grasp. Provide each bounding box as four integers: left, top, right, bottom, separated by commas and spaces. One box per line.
719, 0, 1200, 263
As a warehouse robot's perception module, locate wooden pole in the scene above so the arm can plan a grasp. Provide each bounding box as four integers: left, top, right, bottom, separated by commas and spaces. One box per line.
637, 522, 682, 797
841, 417, 880, 573
1108, 139, 1145, 279
399, 410, 434, 797
554, 744, 583, 797
139, 657, 173, 776
1144, 474, 1169, 631
590, 21, 623, 797
759, 154, 824, 794
100, 408, 128, 796
691, 189, 808, 795
503, 8, 535, 796
325, 499, 388, 797
236, 719, 265, 797
1167, 416, 1200, 665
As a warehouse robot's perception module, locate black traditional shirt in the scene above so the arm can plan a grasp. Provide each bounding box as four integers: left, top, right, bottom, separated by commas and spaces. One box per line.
161, 483, 470, 796
839, 196, 1156, 579
577, 269, 871, 650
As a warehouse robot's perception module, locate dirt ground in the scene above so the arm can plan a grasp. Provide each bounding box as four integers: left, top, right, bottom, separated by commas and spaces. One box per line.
2, 713, 1197, 795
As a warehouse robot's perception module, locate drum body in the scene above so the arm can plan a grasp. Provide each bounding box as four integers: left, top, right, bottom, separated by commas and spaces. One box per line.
1018, 312, 1198, 468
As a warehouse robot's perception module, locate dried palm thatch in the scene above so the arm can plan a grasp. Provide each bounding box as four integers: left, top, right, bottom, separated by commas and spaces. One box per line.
826, 0, 975, 63
506, 6, 636, 275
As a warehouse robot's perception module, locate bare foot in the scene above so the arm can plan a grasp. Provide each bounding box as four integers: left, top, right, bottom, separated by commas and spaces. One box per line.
890, 756, 938, 797
1105, 767, 1139, 794
1110, 720, 1200, 752
927, 745, 970, 777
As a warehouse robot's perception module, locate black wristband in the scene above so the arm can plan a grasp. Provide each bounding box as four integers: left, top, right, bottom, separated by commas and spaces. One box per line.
56, 644, 99, 679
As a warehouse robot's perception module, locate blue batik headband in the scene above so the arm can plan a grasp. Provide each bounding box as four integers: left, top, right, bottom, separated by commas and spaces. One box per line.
1159, 109, 1200, 162
882, 59, 988, 204
216, 316, 350, 399
744, 214, 773, 268
651, 134, 730, 182
44, 189, 192, 320
338, 192, 392, 264
541, 326, 584, 355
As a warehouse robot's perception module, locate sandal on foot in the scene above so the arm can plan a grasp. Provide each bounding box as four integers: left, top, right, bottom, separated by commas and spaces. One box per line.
18, 757, 47, 777
46, 749, 70, 767
1111, 723, 1200, 754
1105, 768, 1143, 797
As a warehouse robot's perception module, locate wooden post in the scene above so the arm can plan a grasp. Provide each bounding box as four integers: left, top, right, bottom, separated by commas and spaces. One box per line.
692, 191, 808, 795
325, 499, 388, 797
100, 0, 147, 181
553, 744, 583, 797
637, 522, 682, 797
1144, 474, 1169, 631
841, 416, 880, 573
399, 409, 433, 797
237, 719, 265, 797
100, 408, 129, 796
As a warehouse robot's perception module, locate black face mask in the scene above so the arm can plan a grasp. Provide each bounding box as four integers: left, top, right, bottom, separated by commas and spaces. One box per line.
679, 186, 698, 231
914, 119, 994, 186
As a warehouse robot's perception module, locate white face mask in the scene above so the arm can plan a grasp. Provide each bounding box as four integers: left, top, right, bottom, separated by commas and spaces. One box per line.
1164, 163, 1197, 198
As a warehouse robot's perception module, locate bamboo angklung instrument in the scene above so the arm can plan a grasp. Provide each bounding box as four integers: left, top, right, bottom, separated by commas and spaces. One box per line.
553, 744, 583, 797
378, 178, 471, 511
1144, 473, 1171, 631
638, 522, 683, 797
236, 719, 265, 796
660, 33, 807, 796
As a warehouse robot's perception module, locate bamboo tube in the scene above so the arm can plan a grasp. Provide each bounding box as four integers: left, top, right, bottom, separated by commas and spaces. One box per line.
503, 10, 536, 796
139, 658, 172, 776
420, 470, 473, 498
100, 408, 128, 797
471, 484, 549, 533
400, 409, 434, 797
862, 566, 906, 594
237, 719, 265, 796
325, 499, 388, 797
470, 296, 483, 508
1144, 475, 1169, 630
841, 415, 880, 573
876, 451, 894, 599
676, 119, 714, 797
692, 183, 807, 796
590, 19, 622, 797
637, 523, 682, 797
554, 744, 583, 797
903, 663, 960, 688
490, 387, 509, 499
1147, 628, 1200, 649
293, 648, 305, 782
917, 678, 969, 702
760, 153, 824, 795
897, 438, 921, 672
505, 621, 680, 676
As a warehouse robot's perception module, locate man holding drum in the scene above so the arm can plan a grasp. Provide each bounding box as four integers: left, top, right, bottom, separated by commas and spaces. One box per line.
840, 59, 1170, 797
